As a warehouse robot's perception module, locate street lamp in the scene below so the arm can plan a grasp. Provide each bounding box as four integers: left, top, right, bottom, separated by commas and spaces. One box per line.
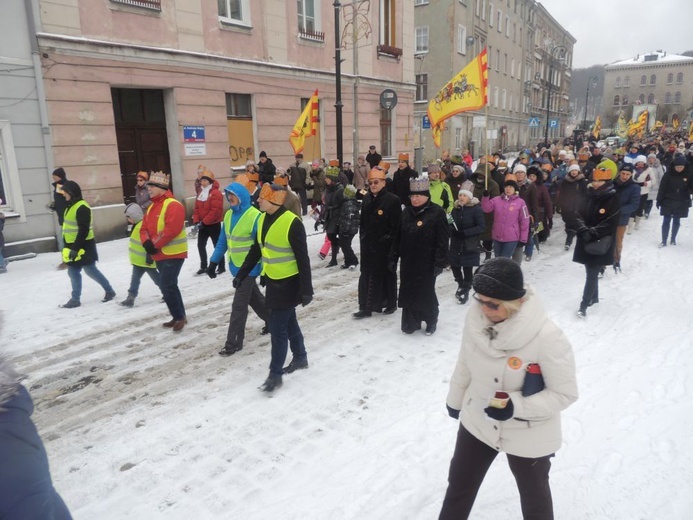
583, 76, 598, 132
543, 44, 566, 148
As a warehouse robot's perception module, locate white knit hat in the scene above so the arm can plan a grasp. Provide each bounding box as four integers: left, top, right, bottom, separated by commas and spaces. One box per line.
568, 164, 581, 173
513, 164, 527, 174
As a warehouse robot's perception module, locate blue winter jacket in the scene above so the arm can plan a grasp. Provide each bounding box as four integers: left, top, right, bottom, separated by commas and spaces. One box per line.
210, 182, 261, 277
614, 177, 641, 225
0, 360, 72, 519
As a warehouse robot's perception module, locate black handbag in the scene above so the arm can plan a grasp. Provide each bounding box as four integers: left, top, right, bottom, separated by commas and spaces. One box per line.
583, 235, 613, 255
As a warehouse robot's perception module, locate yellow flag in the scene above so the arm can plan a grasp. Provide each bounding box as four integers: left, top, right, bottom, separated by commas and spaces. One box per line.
653, 120, 663, 131
615, 112, 628, 139
591, 115, 601, 139
432, 121, 445, 149
635, 109, 648, 138
289, 90, 319, 155
427, 48, 488, 127
672, 114, 680, 130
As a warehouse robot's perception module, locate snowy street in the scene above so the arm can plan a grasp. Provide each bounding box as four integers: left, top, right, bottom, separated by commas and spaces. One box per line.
2, 214, 692, 519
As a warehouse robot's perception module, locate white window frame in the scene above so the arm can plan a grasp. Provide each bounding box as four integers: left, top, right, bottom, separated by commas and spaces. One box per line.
505, 16, 510, 37
455, 127, 462, 150
414, 0, 429, 5
510, 58, 515, 77
488, 3, 493, 25
493, 86, 499, 108
497, 10, 502, 32
457, 24, 467, 55
481, 0, 486, 20
502, 89, 507, 110
218, 0, 252, 27
298, 0, 321, 34
0, 121, 26, 218
415, 26, 429, 54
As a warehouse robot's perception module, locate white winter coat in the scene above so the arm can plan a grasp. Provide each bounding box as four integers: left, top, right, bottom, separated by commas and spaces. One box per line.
633, 167, 655, 197
645, 162, 663, 201
446, 286, 578, 458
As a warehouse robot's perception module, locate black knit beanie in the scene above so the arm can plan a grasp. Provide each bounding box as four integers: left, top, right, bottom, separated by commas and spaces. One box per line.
472, 258, 526, 301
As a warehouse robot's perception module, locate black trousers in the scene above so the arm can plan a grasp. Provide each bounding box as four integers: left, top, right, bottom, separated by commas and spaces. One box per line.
440, 425, 554, 520
357, 271, 397, 312
580, 265, 600, 310
451, 266, 474, 287
197, 222, 221, 269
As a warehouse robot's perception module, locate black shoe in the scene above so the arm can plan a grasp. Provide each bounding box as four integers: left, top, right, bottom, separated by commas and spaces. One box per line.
219, 345, 242, 356
659, 241, 667, 248
577, 307, 586, 318
564, 244, 570, 251
613, 262, 621, 274
455, 287, 464, 298
260, 325, 269, 335
326, 260, 338, 268
587, 297, 599, 307
216, 267, 226, 275
458, 291, 469, 304
120, 295, 135, 307
671, 239, 677, 246
102, 291, 116, 302
353, 310, 372, 319
283, 357, 309, 374
425, 323, 437, 336
196, 268, 206, 275
260, 374, 283, 392
383, 306, 397, 315
60, 299, 81, 309
340, 264, 349, 269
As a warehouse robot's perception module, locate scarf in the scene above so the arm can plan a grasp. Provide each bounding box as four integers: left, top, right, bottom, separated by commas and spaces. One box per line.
197, 184, 212, 202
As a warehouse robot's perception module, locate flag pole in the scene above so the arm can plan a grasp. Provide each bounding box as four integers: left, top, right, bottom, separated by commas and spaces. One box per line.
484, 103, 489, 190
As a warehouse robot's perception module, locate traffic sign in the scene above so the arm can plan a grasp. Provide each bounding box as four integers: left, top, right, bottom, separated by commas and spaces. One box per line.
422, 115, 431, 129
528, 117, 540, 128
549, 119, 559, 129
380, 89, 398, 109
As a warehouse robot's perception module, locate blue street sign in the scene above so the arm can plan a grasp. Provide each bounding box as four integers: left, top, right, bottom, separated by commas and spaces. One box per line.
183, 126, 205, 142
422, 115, 431, 129
528, 117, 540, 128
549, 119, 559, 129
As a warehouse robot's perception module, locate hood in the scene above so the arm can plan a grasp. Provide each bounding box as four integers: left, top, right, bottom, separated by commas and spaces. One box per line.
61, 180, 83, 202
124, 203, 143, 223
225, 181, 251, 213
0, 355, 23, 410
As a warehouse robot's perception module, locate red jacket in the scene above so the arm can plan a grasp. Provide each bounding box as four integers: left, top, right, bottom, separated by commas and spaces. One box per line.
140, 191, 188, 261
193, 181, 223, 225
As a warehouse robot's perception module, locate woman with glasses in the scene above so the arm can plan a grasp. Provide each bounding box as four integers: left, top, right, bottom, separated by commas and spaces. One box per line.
353, 167, 402, 319
440, 258, 578, 519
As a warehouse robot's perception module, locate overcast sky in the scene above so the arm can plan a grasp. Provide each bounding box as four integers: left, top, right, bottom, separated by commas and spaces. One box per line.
538, 0, 693, 69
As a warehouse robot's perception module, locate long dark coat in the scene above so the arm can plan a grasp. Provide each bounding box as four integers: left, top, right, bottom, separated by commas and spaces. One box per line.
557, 173, 588, 230
449, 201, 485, 268
391, 202, 449, 311
359, 189, 401, 275
657, 164, 693, 218
471, 171, 500, 242
323, 182, 344, 235
391, 167, 418, 205
573, 183, 620, 267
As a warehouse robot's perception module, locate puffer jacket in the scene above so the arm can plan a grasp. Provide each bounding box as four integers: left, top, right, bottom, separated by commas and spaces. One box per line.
481, 193, 530, 243
193, 180, 223, 225
0, 357, 73, 519
446, 287, 578, 458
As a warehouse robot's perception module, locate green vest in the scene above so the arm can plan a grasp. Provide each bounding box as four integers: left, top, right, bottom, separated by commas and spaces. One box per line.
62, 200, 94, 244
147, 198, 187, 255
129, 222, 156, 268
225, 206, 260, 266
258, 211, 299, 280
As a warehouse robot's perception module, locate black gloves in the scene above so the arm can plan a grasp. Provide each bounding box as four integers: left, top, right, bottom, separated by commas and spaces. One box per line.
484, 399, 514, 421
656, 201, 661, 209
145, 254, 153, 265
388, 261, 397, 274
206, 262, 218, 279
446, 405, 460, 420
68, 249, 78, 261
434, 266, 443, 277
301, 294, 313, 307
232, 277, 242, 289
483, 190, 490, 197
143, 240, 158, 255
314, 221, 320, 232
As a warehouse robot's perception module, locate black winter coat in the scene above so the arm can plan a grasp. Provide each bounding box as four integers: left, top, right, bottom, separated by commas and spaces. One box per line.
258, 158, 276, 185
471, 171, 500, 242
339, 199, 360, 236
391, 167, 418, 205
573, 183, 620, 267
52, 180, 68, 225
657, 165, 693, 218
391, 202, 449, 310
449, 202, 485, 268
323, 183, 344, 235
557, 174, 588, 230
359, 190, 401, 275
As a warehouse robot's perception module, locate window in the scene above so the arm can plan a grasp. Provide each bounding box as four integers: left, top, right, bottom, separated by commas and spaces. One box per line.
502, 89, 507, 109
380, 107, 392, 157
493, 86, 499, 107
415, 0, 428, 4
510, 58, 515, 77
298, 0, 322, 38
495, 49, 500, 71
675, 91, 681, 104
415, 74, 428, 101
218, 0, 251, 26
475, 0, 480, 17
415, 26, 429, 54
380, 0, 396, 47
226, 94, 252, 117
457, 25, 467, 54
481, 0, 486, 20
624, 75, 630, 87
613, 95, 620, 106
517, 61, 521, 80
110, 0, 161, 10
0, 121, 25, 216
650, 74, 656, 86
497, 10, 502, 32
488, 3, 493, 25
615, 76, 621, 88
665, 92, 672, 104
487, 46, 492, 68
506, 16, 510, 37
677, 72, 683, 84
647, 93, 655, 104
640, 75, 647, 86
455, 127, 462, 150
622, 95, 628, 105
638, 94, 645, 104
503, 53, 508, 74
225, 94, 254, 167
667, 73, 674, 84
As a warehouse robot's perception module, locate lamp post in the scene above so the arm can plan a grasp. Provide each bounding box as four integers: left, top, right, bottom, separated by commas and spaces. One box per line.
543, 44, 566, 148
333, 1, 344, 166
583, 75, 598, 132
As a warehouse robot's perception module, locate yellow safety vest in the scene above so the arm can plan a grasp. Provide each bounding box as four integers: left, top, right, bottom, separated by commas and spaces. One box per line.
258, 211, 299, 280
146, 198, 187, 255
129, 221, 156, 268
225, 207, 260, 266
62, 200, 94, 244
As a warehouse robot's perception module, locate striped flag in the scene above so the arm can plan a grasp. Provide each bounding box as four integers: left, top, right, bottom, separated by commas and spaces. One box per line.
289, 90, 319, 155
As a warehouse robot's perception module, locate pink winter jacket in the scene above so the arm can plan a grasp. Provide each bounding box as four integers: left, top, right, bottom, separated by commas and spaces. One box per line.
481, 193, 530, 243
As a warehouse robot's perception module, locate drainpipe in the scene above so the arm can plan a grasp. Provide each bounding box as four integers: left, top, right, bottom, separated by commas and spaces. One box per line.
25, 0, 60, 247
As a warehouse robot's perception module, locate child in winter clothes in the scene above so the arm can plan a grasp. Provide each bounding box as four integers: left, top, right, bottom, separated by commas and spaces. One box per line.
481, 174, 530, 259
120, 203, 162, 307
449, 190, 485, 304
338, 185, 360, 269
193, 170, 224, 275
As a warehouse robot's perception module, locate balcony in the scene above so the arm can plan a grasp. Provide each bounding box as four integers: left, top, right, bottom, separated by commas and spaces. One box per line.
377, 44, 403, 60
298, 27, 325, 43
110, 0, 161, 10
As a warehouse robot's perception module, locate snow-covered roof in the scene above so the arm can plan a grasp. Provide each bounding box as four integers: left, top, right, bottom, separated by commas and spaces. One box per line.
607, 51, 693, 68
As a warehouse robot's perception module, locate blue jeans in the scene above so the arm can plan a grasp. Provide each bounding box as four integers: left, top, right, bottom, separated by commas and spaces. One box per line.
493, 240, 518, 258
524, 235, 535, 257
67, 263, 114, 301
268, 307, 307, 376
128, 265, 161, 298
157, 258, 186, 320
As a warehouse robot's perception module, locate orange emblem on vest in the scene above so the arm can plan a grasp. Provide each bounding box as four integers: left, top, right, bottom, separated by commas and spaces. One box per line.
507, 357, 522, 370
417, 221, 423, 227
599, 208, 606, 214
378, 209, 384, 215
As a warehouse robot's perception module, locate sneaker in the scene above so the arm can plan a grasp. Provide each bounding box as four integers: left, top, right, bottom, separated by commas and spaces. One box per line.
383, 306, 397, 315
59, 299, 80, 309
318, 252, 326, 260
524, 255, 532, 262
260, 374, 283, 392
353, 310, 372, 319
349, 264, 358, 271
283, 357, 309, 374
671, 239, 677, 246
119, 295, 135, 307
219, 345, 242, 356
658, 242, 667, 248
577, 308, 586, 318
457, 292, 469, 305
102, 291, 116, 302
425, 323, 437, 336
455, 287, 464, 298
196, 268, 206, 275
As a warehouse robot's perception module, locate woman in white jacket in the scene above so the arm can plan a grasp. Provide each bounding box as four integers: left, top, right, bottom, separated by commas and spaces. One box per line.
440, 258, 578, 520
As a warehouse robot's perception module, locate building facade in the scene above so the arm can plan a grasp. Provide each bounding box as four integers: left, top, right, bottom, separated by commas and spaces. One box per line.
413, 0, 574, 162
602, 51, 693, 132
1, 0, 414, 255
